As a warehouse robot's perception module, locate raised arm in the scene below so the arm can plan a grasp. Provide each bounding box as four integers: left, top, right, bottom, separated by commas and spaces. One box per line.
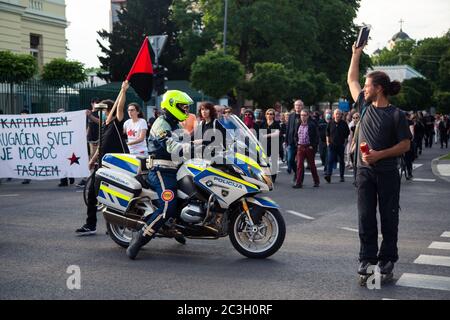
106, 80, 129, 124
347, 44, 365, 102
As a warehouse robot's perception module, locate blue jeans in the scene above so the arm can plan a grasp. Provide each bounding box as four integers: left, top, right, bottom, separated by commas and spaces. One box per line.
326, 145, 345, 178
143, 167, 178, 238
287, 144, 297, 173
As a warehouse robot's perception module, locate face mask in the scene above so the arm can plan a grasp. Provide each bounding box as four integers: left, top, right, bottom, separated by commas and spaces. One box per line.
325, 114, 332, 121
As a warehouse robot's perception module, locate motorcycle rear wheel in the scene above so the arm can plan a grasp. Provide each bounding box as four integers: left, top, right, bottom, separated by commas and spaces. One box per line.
106, 223, 133, 248
229, 208, 285, 259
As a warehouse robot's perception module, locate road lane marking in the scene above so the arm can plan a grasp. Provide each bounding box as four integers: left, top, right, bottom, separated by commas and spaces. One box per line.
396, 273, 450, 291
0, 194, 19, 197
414, 255, 450, 267
411, 178, 436, 182
428, 242, 450, 250
441, 232, 450, 238
286, 210, 315, 220
413, 164, 423, 170
339, 227, 382, 238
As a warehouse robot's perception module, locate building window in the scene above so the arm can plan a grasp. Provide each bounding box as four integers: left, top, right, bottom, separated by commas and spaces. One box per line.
30, 34, 42, 67
29, 0, 43, 11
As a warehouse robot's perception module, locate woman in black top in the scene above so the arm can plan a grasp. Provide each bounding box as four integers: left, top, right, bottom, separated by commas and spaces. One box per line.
192, 101, 226, 159
259, 108, 281, 182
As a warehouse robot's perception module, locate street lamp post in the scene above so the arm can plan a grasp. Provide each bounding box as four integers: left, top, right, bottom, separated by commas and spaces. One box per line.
223, 0, 228, 55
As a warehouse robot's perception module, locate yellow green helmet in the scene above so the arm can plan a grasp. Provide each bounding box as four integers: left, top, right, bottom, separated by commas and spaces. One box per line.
160, 90, 193, 121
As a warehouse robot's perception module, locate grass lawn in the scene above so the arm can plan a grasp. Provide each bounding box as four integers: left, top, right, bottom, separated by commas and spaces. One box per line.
441, 153, 450, 160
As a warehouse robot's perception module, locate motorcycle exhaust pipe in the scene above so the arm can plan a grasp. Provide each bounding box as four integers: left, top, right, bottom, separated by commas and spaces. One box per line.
102, 209, 145, 230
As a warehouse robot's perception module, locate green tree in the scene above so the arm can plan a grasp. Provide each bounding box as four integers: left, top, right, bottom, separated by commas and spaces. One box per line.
0, 51, 37, 82
391, 77, 433, 110
245, 62, 292, 107
97, 0, 186, 81
170, 0, 215, 73
372, 40, 416, 66
434, 91, 450, 114
0, 51, 37, 111
192, 0, 360, 79
438, 48, 450, 91
411, 35, 450, 83
42, 59, 87, 85
285, 71, 317, 107
190, 51, 244, 99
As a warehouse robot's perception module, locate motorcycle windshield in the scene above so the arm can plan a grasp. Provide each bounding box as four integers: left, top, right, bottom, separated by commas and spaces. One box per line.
218, 114, 269, 168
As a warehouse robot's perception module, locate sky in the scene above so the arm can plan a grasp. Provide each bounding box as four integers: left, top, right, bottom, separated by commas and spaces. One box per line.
65, 0, 450, 68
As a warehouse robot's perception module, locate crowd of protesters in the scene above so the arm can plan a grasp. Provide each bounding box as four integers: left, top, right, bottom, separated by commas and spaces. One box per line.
2, 95, 449, 191
230, 101, 450, 187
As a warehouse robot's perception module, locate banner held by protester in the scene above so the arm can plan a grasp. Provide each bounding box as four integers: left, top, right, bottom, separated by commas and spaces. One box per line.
0, 110, 90, 179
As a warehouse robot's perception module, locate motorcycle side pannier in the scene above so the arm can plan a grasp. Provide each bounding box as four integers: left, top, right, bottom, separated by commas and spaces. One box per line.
95, 168, 142, 213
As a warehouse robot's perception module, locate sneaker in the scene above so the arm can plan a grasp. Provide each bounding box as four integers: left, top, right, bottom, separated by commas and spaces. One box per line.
292, 184, 302, 189
75, 225, 96, 236
358, 260, 373, 275
313, 183, 320, 187
377, 260, 394, 275
76, 179, 87, 188
324, 175, 331, 183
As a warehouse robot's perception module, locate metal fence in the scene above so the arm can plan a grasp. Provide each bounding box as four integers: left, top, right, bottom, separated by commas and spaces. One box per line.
0, 79, 146, 115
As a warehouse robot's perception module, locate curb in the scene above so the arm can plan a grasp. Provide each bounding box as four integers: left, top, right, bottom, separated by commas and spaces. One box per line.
431, 156, 450, 183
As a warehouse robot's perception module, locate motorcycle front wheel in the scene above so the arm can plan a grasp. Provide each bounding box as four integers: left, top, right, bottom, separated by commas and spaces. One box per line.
229, 208, 285, 259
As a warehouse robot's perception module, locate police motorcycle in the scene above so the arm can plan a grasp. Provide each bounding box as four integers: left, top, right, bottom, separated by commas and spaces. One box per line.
95, 115, 285, 259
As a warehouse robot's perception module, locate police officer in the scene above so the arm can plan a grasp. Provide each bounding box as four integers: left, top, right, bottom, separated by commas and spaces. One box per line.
127, 90, 194, 260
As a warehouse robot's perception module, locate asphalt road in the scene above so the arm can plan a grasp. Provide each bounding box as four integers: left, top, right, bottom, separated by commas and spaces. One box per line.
1, 145, 450, 300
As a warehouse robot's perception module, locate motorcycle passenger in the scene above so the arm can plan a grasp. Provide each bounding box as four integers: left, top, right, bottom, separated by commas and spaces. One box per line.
127, 90, 194, 260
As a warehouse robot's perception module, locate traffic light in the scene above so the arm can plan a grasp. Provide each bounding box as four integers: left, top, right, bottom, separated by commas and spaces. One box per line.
154, 66, 168, 96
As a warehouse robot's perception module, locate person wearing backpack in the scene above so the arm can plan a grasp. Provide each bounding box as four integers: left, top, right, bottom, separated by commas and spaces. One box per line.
347, 43, 412, 285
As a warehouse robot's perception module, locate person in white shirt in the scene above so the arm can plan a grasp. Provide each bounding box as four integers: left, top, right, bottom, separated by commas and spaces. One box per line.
123, 103, 149, 156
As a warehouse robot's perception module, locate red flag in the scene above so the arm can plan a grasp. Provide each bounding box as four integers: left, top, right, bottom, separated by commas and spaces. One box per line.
126, 37, 154, 101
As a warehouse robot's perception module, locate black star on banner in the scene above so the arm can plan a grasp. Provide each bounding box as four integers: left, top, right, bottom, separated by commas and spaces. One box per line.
68, 153, 80, 165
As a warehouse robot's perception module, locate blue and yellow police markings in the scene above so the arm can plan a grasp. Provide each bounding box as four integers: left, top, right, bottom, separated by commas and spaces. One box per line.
103, 154, 140, 175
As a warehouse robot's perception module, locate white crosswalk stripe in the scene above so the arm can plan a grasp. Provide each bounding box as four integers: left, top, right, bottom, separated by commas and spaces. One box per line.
414, 255, 450, 267
396, 273, 450, 292
394, 232, 450, 294
428, 242, 450, 250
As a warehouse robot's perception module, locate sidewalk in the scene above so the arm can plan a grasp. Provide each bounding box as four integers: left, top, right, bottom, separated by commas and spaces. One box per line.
432, 152, 450, 183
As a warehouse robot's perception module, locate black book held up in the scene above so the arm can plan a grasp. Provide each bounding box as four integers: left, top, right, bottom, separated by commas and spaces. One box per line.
356, 25, 371, 48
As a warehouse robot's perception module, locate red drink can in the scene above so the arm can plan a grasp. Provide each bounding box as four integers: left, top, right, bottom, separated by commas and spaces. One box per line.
360, 142, 370, 155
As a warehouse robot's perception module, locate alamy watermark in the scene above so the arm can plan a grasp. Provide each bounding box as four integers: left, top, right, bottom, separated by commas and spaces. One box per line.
66, 265, 81, 290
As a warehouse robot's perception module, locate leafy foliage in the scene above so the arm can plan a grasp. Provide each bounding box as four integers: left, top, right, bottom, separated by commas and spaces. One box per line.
42, 59, 87, 84
0, 51, 37, 83
97, 0, 186, 81
190, 51, 244, 98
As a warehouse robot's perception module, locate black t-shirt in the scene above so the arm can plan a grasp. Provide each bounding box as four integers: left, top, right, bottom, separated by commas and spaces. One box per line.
326, 120, 350, 146
356, 93, 411, 171
101, 118, 129, 157
87, 111, 99, 142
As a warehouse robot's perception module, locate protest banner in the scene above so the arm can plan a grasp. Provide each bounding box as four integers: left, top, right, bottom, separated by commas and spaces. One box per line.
0, 110, 90, 180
